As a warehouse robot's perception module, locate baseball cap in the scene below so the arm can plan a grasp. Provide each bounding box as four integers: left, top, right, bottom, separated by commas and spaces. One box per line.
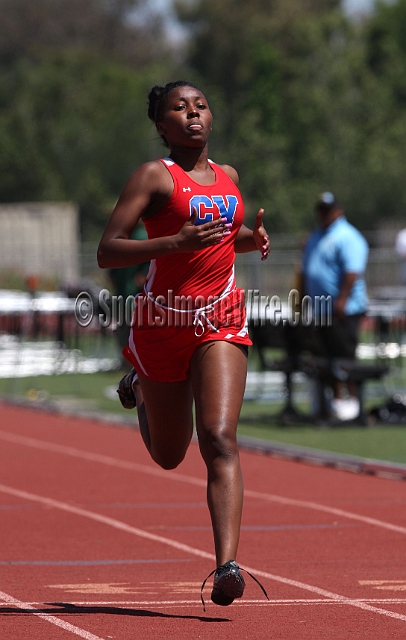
315, 192, 338, 212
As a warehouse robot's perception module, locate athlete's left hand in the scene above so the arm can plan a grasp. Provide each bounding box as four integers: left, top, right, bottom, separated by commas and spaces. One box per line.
253, 209, 270, 261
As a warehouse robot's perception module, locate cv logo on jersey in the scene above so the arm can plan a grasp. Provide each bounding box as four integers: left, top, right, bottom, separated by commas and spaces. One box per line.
190, 195, 238, 225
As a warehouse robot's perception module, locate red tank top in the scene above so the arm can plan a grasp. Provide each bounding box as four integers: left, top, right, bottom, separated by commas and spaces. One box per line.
143, 158, 244, 303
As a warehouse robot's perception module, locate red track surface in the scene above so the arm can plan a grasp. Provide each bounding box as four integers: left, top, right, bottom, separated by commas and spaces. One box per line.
1, 402, 406, 639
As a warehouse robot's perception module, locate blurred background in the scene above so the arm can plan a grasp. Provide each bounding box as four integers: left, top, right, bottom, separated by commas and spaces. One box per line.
1, 0, 406, 463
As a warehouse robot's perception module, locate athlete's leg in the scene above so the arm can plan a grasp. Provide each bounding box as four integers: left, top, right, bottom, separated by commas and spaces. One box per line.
132, 382, 150, 451
190, 341, 247, 566
135, 374, 194, 470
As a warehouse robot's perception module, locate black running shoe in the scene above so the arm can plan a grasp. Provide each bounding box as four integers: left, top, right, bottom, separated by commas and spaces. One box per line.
211, 560, 245, 606
117, 368, 138, 409
200, 560, 269, 610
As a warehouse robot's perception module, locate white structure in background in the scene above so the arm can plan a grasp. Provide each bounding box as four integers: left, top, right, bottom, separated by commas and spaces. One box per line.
0, 202, 80, 283
0, 335, 118, 378
395, 228, 406, 285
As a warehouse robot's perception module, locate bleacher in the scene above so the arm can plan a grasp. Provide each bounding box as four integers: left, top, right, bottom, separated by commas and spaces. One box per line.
248, 289, 406, 425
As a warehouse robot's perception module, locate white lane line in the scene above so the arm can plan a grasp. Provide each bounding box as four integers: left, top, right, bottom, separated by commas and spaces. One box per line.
2, 598, 406, 607
0, 431, 203, 482
0, 484, 214, 562
1, 430, 406, 535
243, 489, 406, 536
0, 483, 406, 623
0, 589, 105, 639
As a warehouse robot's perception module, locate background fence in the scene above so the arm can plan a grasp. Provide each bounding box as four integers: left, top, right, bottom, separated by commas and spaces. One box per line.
80, 229, 405, 298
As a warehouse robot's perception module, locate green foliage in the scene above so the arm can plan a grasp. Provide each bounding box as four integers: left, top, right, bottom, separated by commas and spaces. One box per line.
0, 0, 166, 68
176, 0, 406, 232
0, 268, 58, 291
0, 0, 175, 239
0, 51, 168, 238
1, 0, 406, 237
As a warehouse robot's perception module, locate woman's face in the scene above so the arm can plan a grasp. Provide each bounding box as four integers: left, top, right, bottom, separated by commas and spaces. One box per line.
156, 86, 212, 149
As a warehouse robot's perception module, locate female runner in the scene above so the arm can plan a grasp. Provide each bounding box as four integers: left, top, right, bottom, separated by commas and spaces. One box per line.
97, 80, 270, 607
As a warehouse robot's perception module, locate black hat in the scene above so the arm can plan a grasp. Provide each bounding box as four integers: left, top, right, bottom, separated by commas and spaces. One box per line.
315, 192, 339, 212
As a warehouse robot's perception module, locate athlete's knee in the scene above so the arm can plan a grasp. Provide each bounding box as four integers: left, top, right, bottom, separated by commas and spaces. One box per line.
150, 447, 187, 470
198, 424, 239, 464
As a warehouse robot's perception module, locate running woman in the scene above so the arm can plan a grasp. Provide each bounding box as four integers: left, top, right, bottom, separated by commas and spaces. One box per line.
97, 80, 270, 607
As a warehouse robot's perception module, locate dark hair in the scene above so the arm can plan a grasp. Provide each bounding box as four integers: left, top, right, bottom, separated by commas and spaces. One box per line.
147, 80, 202, 124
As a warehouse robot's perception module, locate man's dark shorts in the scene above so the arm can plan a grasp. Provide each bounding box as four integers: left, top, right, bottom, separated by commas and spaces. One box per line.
317, 313, 364, 360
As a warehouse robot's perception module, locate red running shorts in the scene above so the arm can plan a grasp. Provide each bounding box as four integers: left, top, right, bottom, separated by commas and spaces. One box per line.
122, 287, 252, 382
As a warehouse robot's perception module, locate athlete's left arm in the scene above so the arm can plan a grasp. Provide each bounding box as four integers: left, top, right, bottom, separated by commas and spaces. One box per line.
219, 164, 270, 260
235, 210, 270, 260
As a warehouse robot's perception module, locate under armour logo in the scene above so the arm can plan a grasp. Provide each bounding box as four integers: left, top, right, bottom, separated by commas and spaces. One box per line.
183, 187, 191, 192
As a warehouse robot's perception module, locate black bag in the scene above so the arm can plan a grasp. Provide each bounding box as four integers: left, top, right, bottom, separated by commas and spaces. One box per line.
369, 394, 406, 424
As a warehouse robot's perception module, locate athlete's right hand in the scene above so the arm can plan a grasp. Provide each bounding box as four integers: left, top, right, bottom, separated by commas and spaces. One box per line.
175, 208, 231, 252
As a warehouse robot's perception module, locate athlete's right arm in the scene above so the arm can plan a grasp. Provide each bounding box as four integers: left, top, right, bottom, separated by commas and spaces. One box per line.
97, 161, 228, 268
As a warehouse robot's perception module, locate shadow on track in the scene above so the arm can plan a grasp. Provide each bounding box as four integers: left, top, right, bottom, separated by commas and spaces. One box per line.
0, 601, 230, 623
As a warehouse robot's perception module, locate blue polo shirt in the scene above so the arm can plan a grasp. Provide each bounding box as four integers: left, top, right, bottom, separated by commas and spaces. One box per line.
302, 216, 369, 316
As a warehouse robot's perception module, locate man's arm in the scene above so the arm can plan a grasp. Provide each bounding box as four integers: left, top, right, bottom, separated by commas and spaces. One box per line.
335, 272, 359, 317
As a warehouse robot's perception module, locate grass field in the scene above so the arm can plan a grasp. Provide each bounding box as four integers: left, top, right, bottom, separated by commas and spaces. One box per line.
238, 408, 406, 465
1, 357, 405, 465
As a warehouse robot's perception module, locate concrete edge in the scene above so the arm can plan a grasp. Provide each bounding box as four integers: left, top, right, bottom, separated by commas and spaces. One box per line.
0, 396, 137, 429
236, 435, 406, 481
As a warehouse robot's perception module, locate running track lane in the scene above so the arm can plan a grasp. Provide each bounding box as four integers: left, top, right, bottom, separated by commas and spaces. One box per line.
0, 403, 406, 639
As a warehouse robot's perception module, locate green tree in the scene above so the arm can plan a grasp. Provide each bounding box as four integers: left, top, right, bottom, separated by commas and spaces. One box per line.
359, 0, 406, 224
0, 0, 177, 239
175, 0, 406, 231
175, 0, 349, 230
0, 0, 168, 67
0, 51, 168, 238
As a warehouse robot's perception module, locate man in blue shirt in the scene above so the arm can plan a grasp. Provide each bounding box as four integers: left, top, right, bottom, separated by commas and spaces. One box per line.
302, 192, 369, 420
